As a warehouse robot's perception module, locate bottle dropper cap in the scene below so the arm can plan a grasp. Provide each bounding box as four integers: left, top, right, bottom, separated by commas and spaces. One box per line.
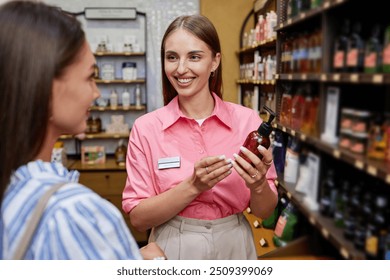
258, 106, 276, 137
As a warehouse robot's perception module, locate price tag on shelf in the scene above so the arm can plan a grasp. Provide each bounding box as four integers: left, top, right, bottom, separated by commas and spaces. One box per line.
372, 74, 383, 84
302, 73, 307, 80
282, 127, 286, 132
354, 160, 364, 170
340, 247, 349, 259
350, 74, 359, 83
300, 134, 306, 141
300, 13, 306, 19
309, 216, 316, 225
291, 130, 296, 136
287, 192, 292, 199
333, 74, 340, 81
367, 165, 377, 176
321, 228, 329, 239
287, 19, 292, 25
288, 74, 292, 80
321, 74, 327, 81
386, 175, 390, 184
324, 1, 330, 8
332, 149, 340, 158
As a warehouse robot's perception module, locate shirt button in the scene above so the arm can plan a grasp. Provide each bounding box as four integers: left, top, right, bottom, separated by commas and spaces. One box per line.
199, 149, 204, 154
205, 224, 211, 229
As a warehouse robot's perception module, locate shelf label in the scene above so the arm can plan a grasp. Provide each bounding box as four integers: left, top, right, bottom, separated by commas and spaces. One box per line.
275, 180, 279, 186
333, 74, 340, 81
332, 150, 340, 158
300, 134, 307, 141
291, 130, 296, 136
350, 74, 359, 83
324, 1, 330, 8
321, 74, 327, 81
282, 127, 286, 132
287, 192, 292, 199
340, 247, 349, 259
309, 216, 315, 225
386, 175, 390, 184
367, 165, 377, 176
301, 73, 307, 80
354, 160, 364, 170
85, 8, 137, 20
372, 74, 383, 84
321, 228, 329, 239
287, 19, 292, 25
288, 74, 293, 80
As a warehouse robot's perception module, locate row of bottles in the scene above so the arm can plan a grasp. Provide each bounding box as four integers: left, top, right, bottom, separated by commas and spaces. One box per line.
279, 83, 319, 136
240, 53, 276, 80
280, 29, 322, 74
332, 20, 390, 73
285, 0, 324, 22
319, 169, 390, 259
96, 86, 142, 110
242, 10, 277, 48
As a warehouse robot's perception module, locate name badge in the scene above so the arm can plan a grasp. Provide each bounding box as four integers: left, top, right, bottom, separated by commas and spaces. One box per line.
158, 156, 180, 169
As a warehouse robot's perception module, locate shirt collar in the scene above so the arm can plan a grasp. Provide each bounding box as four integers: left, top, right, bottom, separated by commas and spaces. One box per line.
160, 92, 233, 130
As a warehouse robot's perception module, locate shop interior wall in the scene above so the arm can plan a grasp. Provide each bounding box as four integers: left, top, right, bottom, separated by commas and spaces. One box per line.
200, 0, 254, 103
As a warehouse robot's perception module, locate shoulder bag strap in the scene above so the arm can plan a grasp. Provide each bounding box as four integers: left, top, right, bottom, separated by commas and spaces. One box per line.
12, 182, 67, 260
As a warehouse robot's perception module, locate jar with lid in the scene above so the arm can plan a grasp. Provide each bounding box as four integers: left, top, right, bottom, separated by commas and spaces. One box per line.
122, 62, 137, 80
349, 131, 369, 154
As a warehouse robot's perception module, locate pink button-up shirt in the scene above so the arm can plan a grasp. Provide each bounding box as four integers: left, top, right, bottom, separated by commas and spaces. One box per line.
122, 93, 277, 220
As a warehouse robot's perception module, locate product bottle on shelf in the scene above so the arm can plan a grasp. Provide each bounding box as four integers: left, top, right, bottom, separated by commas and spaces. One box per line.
333, 19, 350, 72
382, 24, 390, 73
238, 105, 276, 164
343, 182, 363, 239
364, 24, 383, 74
134, 84, 142, 107
290, 85, 305, 130
110, 89, 118, 110
333, 179, 350, 228
319, 169, 338, 217
122, 88, 130, 110
115, 139, 127, 166
272, 202, 299, 247
353, 191, 373, 250
365, 195, 389, 259
346, 21, 365, 73
280, 83, 292, 126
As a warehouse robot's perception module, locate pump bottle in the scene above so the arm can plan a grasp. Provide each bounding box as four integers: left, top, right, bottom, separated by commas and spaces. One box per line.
238, 105, 276, 164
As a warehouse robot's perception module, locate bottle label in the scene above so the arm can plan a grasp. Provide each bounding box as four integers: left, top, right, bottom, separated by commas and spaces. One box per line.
274, 215, 287, 237
364, 52, 377, 68
383, 44, 390, 64
365, 236, 378, 255
346, 48, 358, 66
333, 51, 345, 68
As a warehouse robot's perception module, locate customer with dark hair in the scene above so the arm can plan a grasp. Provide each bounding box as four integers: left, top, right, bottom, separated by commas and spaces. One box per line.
123, 14, 278, 260
0, 0, 165, 260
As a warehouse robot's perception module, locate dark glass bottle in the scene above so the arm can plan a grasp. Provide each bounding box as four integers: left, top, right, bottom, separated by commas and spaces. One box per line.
333, 19, 350, 72
354, 191, 373, 250
319, 169, 338, 217
343, 182, 363, 238
238, 106, 276, 164
364, 24, 383, 74
346, 22, 365, 73
365, 195, 389, 259
334, 180, 350, 228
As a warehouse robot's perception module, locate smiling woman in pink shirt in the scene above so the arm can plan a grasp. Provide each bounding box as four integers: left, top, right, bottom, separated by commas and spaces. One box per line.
122, 14, 278, 260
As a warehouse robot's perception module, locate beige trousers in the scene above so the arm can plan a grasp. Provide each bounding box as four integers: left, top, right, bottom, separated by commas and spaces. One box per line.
149, 213, 257, 260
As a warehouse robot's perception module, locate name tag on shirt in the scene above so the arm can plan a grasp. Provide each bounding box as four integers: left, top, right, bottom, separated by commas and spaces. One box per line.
158, 156, 180, 169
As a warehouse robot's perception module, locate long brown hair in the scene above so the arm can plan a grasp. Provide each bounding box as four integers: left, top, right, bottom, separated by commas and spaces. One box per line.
0, 1, 85, 205
160, 14, 223, 105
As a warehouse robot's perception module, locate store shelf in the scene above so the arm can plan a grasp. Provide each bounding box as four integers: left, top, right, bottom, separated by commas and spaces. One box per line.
94, 51, 145, 57
274, 123, 390, 184
90, 105, 146, 111
275, 178, 365, 260
60, 132, 129, 140
69, 157, 125, 171
95, 78, 146, 84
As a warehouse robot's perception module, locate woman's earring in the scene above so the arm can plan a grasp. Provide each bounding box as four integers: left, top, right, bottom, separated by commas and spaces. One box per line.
210, 71, 215, 78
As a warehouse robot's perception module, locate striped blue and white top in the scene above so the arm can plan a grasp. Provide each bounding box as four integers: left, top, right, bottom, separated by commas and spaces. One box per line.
0, 160, 142, 260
